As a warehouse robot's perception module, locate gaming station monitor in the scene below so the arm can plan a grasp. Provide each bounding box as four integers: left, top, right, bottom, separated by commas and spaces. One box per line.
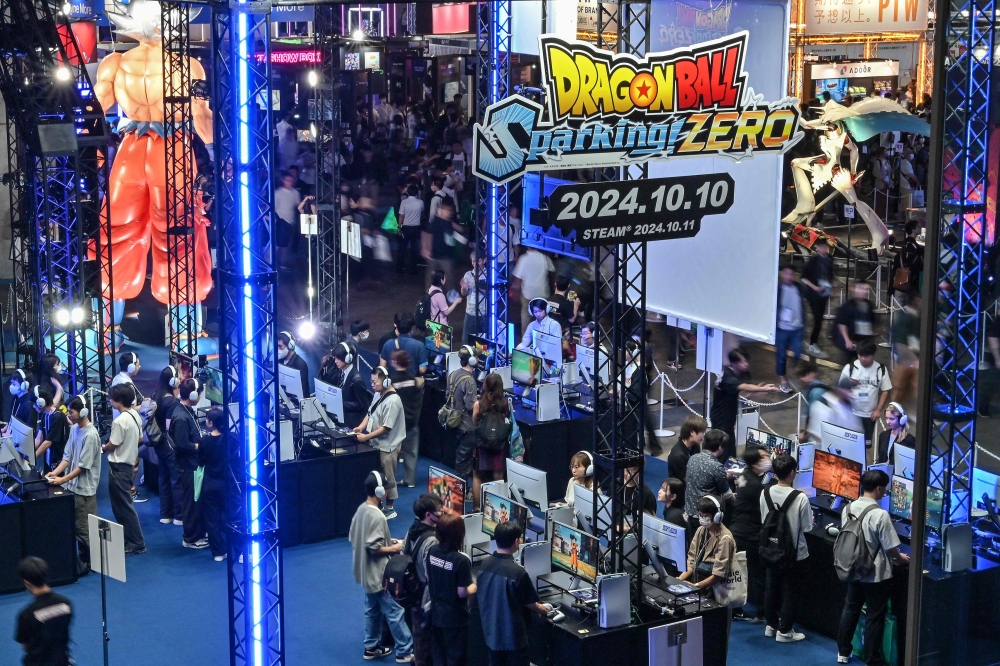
511, 349, 543, 386
745, 427, 793, 456
550, 521, 600, 584
429, 466, 466, 514
812, 450, 862, 501
425, 321, 453, 356
202, 366, 224, 405
889, 475, 914, 521
505, 459, 548, 512
482, 491, 529, 538
531, 330, 562, 377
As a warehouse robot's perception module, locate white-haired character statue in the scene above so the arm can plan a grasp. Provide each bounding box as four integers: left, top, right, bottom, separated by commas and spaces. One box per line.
94, 0, 213, 348
782, 97, 930, 255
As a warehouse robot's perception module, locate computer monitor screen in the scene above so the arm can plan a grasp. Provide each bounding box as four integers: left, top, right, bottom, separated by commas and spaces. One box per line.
642, 513, 686, 572
926, 486, 944, 530
812, 450, 862, 500
576, 344, 594, 380
745, 427, 792, 456
425, 321, 453, 355
313, 379, 345, 424
511, 350, 543, 386
9, 416, 34, 466
894, 445, 916, 479
278, 364, 303, 400
505, 459, 548, 512
889, 475, 914, 520
550, 521, 600, 584
428, 466, 465, 514
202, 366, 224, 405
531, 330, 562, 377
482, 491, 528, 538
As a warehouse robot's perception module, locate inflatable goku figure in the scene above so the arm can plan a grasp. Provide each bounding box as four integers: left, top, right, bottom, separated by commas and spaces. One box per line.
94, 0, 213, 347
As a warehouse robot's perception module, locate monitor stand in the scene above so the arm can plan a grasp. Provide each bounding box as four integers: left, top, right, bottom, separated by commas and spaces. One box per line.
830, 496, 845, 511
568, 575, 583, 590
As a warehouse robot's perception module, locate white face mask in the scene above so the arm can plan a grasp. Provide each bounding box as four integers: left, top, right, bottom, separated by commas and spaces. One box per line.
277, 348, 288, 360
699, 516, 713, 527
758, 458, 773, 474
359, 331, 369, 341
9, 384, 20, 396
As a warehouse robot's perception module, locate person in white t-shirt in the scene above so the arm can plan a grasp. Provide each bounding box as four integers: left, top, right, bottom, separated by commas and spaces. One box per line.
512, 247, 554, 336
836, 470, 909, 665
111, 351, 145, 502
104, 383, 146, 555
396, 185, 425, 274
839, 338, 892, 457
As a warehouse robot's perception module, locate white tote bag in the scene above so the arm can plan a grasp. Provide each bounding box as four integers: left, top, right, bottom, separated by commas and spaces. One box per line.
712, 546, 748, 608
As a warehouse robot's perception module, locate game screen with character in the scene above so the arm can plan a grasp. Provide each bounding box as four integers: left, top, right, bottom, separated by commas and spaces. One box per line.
429, 466, 465, 514
482, 491, 528, 537
745, 427, 792, 456
812, 450, 862, 500
550, 522, 599, 583
890, 476, 914, 520
425, 321, 453, 355
511, 350, 542, 386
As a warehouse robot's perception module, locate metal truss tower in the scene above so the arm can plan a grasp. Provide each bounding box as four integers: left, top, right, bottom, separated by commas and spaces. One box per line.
4, 102, 33, 371
313, 5, 343, 345
212, 2, 283, 664
476, 0, 511, 366
162, 0, 201, 363
0, 0, 112, 396
588, 0, 651, 607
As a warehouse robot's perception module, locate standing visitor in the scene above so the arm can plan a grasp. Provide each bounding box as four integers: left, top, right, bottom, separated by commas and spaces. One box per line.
683, 430, 735, 536
169, 378, 208, 549
427, 513, 476, 666
389, 350, 425, 488
710, 348, 779, 462
833, 282, 875, 364
152, 365, 183, 525
403, 494, 442, 666
460, 252, 487, 344
427, 270, 461, 327
353, 367, 406, 520
840, 339, 892, 456
728, 445, 770, 621
14, 557, 73, 666
775, 266, 805, 393
32, 387, 69, 474
472, 373, 513, 509
397, 184, 424, 275
800, 237, 834, 358
200, 407, 228, 562
448, 348, 479, 503
511, 247, 554, 337
667, 416, 707, 490
104, 383, 146, 555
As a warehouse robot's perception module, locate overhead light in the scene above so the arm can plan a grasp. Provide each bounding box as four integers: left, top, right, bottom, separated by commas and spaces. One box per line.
309, 123, 316, 138
70, 307, 84, 324
352, 29, 365, 41
55, 67, 71, 82
298, 321, 316, 340
307, 70, 318, 87
61, 2, 72, 14
55, 309, 70, 327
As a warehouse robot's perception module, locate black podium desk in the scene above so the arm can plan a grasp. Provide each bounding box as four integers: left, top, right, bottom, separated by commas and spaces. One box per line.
278, 439, 380, 547
0, 480, 77, 595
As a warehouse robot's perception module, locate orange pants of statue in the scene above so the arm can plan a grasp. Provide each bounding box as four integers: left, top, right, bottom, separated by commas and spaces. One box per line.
104, 131, 213, 304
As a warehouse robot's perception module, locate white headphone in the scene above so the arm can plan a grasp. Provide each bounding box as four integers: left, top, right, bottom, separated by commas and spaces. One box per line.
372, 470, 386, 499
577, 450, 594, 477
279, 331, 296, 351
34, 385, 46, 409
375, 366, 392, 389
188, 378, 201, 402
123, 352, 138, 375
12, 369, 28, 394
461, 345, 477, 367
76, 394, 89, 420
704, 495, 724, 524
167, 365, 179, 388
339, 341, 354, 365
888, 401, 908, 427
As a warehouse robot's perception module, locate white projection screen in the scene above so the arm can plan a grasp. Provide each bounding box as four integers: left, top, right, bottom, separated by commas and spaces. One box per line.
636, 0, 792, 343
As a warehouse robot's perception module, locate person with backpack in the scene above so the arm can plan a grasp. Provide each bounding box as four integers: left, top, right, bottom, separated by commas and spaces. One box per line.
472, 372, 513, 510
426, 269, 461, 328
398, 494, 442, 666
835, 470, 910, 665
759, 454, 814, 643
427, 513, 476, 666
380, 314, 429, 377
442, 347, 478, 501
840, 339, 892, 458
152, 365, 183, 525
354, 367, 406, 520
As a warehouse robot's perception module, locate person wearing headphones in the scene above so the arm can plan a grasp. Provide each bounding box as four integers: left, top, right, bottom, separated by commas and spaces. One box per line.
46, 395, 102, 573
346, 319, 380, 375
104, 383, 146, 555
332, 342, 375, 428
169, 378, 208, 549
7, 369, 38, 429
111, 352, 145, 501
517, 297, 562, 351
354, 367, 406, 519
876, 402, 915, 465
388, 349, 424, 489
152, 366, 184, 525
348, 471, 414, 662
32, 386, 69, 474
450, 346, 479, 491
277, 331, 310, 399
562, 451, 597, 507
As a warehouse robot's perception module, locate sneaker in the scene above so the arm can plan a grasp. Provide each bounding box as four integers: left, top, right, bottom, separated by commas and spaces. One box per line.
395, 655, 414, 664
776, 630, 805, 643
382, 508, 397, 520
124, 546, 146, 556
183, 539, 210, 549
764, 626, 776, 638
837, 656, 850, 664
131, 492, 148, 503
807, 344, 829, 359
173, 519, 184, 527
214, 554, 227, 562
363, 647, 391, 660
779, 382, 793, 394
160, 518, 173, 524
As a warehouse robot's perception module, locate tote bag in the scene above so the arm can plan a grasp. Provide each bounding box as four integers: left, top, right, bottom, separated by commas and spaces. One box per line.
712, 547, 748, 608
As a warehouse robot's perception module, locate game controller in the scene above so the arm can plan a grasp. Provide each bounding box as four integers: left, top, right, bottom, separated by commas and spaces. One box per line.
547, 609, 566, 623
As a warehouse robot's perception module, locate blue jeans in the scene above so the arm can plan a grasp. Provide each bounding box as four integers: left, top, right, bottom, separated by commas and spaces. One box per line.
774, 326, 803, 377
364, 590, 413, 657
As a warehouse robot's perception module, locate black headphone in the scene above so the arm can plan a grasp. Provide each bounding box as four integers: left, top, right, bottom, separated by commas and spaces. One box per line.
375, 366, 392, 389
122, 352, 138, 375
460, 345, 477, 367
188, 378, 201, 402
33, 385, 45, 409
279, 331, 296, 351
704, 495, 724, 524
577, 450, 594, 477
167, 365, 179, 388
12, 369, 28, 394
372, 470, 386, 499
529, 298, 549, 315
339, 341, 354, 365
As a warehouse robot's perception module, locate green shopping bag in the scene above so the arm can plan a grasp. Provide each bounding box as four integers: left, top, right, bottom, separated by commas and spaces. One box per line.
193, 466, 206, 502
851, 603, 899, 666
381, 208, 399, 235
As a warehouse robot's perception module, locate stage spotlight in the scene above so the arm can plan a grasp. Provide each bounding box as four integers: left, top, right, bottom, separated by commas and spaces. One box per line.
55, 67, 71, 82
307, 70, 318, 87
61, 2, 71, 14
55, 308, 70, 327
70, 307, 84, 324
352, 29, 365, 41
298, 321, 316, 340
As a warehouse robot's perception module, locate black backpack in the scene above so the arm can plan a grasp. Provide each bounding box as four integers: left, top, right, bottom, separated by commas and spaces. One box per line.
415, 288, 441, 330
759, 487, 802, 569
476, 409, 513, 452
383, 532, 431, 607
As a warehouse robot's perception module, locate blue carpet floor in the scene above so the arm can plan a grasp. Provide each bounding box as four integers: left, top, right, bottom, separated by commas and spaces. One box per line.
0, 453, 840, 666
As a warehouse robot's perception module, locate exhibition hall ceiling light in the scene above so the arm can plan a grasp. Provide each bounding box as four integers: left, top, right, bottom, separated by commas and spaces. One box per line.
298, 320, 315, 341
352, 29, 365, 41
55, 67, 71, 81
307, 70, 318, 87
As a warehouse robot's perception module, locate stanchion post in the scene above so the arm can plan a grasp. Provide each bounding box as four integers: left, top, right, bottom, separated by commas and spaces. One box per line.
874, 262, 888, 314
654, 373, 675, 438
99, 519, 110, 666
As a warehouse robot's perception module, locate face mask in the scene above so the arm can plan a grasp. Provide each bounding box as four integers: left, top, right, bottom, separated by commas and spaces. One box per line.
277, 348, 288, 360
359, 331, 369, 341
54, 366, 63, 374
758, 459, 773, 474
9, 385, 20, 396
699, 516, 713, 527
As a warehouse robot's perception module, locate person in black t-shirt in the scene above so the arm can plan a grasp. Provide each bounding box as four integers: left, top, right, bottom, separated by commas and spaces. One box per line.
32, 387, 69, 474
152, 366, 183, 525
624, 464, 658, 516
477, 521, 554, 666
388, 349, 424, 488
709, 349, 778, 462
547, 275, 581, 332
667, 416, 707, 488
15, 557, 72, 666
427, 513, 475, 666
200, 407, 228, 561
833, 282, 875, 364
7, 368, 38, 430
403, 494, 442, 666
729, 446, 771, 620
657, 478, 687, 529
800, 237, 834, 358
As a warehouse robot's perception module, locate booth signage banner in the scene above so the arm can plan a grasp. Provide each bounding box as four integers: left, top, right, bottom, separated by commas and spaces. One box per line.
472, 32, 803, 185
810, 61, 900, 79
549, 173, 734, 245
804, 0, 927, 35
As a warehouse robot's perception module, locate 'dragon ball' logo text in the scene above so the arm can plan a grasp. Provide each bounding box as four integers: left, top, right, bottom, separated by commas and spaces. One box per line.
473, 31, 802, 185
